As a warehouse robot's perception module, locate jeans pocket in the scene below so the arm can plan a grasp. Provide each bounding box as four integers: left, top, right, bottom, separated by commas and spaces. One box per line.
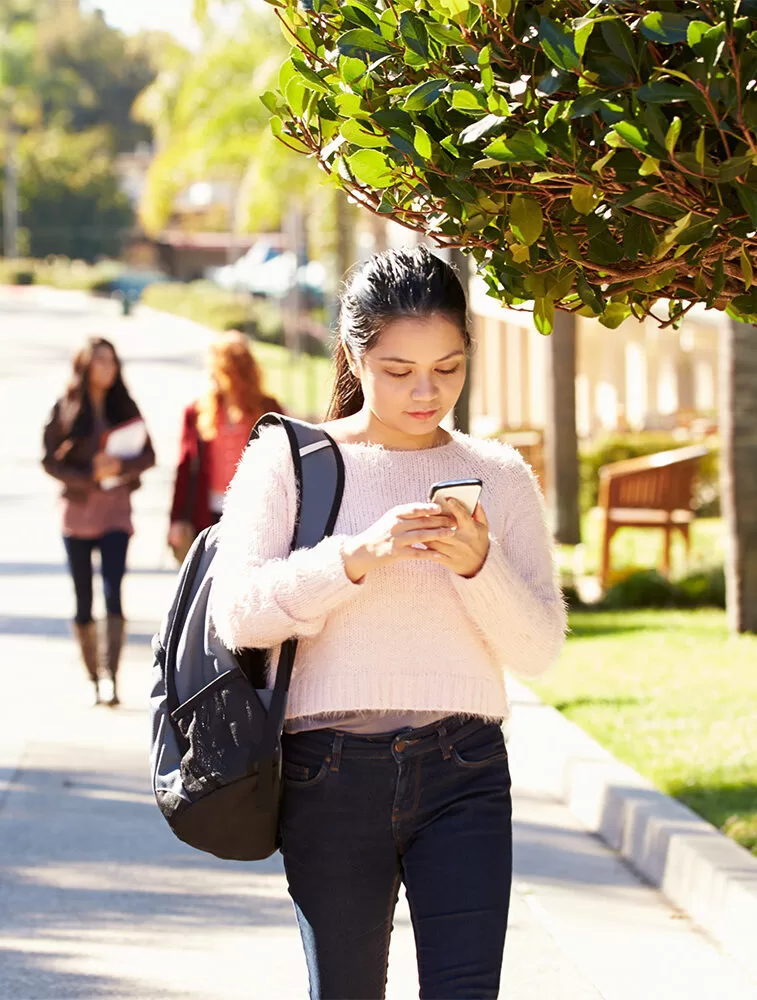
282, 759, 329, 788
450, 723, 508, 770
282, 743, 330, 788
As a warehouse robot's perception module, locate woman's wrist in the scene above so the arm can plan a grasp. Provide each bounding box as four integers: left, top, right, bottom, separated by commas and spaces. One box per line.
456, 536, 491, 579
459, 540, 490, 578
341, 536, 372, 584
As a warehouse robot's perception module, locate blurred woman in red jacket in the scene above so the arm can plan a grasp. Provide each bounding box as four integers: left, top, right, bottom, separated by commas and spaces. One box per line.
168, 331, 283, 562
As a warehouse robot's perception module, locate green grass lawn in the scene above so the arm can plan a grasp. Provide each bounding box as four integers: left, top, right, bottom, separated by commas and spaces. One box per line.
531, 609, 757, 855
556, 511, 725, 583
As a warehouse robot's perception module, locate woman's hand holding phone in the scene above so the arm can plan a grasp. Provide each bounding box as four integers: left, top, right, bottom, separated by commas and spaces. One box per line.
425, 497, 490, 578
341, 503, 455, 583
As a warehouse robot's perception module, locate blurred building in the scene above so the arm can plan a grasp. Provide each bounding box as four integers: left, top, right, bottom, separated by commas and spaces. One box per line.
114, 150, 258, 278
468, 277, 719, 443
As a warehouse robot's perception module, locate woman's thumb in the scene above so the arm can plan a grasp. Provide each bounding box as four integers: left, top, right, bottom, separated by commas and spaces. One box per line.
472, 502, 487, 524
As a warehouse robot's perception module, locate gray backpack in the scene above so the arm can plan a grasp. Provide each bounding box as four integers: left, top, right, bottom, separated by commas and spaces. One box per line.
150, 414, 344, 860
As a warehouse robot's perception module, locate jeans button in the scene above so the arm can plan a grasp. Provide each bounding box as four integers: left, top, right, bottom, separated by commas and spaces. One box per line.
395, 739, 407, 752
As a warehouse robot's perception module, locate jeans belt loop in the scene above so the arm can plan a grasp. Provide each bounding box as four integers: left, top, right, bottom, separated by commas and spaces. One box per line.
330, 732, 344, 772
437, 720, 451, 760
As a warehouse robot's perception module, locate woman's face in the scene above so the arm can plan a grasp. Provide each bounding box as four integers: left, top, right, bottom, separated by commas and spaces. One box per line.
353, 314, 467, 440
88, 345, 118, 393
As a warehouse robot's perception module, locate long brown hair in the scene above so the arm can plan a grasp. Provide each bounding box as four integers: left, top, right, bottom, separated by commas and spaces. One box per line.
326, 245, 471, 421
61, 337, 139, 438
196, 331, 271, 441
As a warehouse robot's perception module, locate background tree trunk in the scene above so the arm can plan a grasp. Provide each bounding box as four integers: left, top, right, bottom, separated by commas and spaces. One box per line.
720, 320, 757, 633
451, 248, 471, 434
545, 310, 581, 544
334, 190, 356, 287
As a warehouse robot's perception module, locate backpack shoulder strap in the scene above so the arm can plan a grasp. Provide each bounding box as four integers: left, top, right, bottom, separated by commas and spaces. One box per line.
249, 413, 345, 745
249, 412, 345, 550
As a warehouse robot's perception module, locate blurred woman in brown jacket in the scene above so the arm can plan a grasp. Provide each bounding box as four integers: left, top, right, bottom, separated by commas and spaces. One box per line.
42, 337, 155, 706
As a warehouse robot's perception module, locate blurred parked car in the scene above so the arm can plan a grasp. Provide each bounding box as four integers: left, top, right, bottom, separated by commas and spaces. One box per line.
207, 238, 326, 307
207, 238, 283, 293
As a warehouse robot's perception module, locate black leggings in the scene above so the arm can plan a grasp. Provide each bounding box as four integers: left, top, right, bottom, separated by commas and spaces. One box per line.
63, 532, 130, 625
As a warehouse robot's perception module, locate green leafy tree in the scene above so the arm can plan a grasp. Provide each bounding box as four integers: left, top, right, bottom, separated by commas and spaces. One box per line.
1, 2, 154, 258
0, 0, 49, 30
34, 7, 158, 153
0, 128, 134, 260
262, 0, 757, 327
2, 2, 159, 154
263, 0, 757, 631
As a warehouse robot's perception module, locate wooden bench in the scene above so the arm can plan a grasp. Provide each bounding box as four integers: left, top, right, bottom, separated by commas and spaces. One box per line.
597, 444, 709, 587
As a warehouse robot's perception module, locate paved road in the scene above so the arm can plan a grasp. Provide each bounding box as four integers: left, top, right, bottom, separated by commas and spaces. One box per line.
0, 287, 755, 999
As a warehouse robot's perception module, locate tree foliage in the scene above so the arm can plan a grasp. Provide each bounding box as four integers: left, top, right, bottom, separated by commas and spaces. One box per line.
1, 2, 159, 153
0, 129, 134, 261
0, 2, 154, 259
0, 14, 38, 126
262, 0, 757, 331
34, 8, 158, 153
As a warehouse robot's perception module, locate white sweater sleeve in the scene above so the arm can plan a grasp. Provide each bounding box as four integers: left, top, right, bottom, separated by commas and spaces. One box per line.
210, 428, 360, 652
450, 460, 567, 679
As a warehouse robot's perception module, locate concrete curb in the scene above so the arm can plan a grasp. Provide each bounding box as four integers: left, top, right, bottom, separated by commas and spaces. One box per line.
508, 680, 757, 981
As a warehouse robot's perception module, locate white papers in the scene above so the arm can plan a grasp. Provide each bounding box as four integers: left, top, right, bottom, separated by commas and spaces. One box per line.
101, 418, 147, 489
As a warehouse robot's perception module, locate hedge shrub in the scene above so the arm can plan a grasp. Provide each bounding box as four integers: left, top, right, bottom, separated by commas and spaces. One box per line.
599, 566, 725, 609
0, 257, 123, 291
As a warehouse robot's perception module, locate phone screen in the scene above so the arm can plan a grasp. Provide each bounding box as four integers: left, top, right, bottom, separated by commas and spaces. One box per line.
428, 478, 483, 516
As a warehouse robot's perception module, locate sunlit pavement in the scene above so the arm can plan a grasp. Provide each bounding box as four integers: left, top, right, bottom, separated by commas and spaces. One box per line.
1, 286, 755, 999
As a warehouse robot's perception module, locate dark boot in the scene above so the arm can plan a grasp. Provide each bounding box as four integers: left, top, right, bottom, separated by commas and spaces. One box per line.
103, 614, 125, 707
73, 621, 101, 705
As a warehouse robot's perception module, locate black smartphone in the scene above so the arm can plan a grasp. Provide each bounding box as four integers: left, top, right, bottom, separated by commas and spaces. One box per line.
428, 478, 483, 516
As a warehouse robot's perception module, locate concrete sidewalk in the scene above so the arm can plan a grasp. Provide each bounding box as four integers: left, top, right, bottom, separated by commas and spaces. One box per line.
0, 287, 755, 999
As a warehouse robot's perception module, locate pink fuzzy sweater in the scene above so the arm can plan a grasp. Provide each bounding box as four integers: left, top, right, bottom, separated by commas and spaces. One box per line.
210, 428, 566, 725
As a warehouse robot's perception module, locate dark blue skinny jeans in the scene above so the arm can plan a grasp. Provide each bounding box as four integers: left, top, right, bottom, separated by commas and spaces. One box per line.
63, 531, 129, 625
280, 716, 512, 1000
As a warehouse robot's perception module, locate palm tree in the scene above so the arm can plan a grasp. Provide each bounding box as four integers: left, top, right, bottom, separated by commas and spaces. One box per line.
132, 11, 323, 239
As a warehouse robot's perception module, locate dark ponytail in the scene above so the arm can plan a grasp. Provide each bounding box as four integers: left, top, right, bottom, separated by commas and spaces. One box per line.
326, 245, 471, 421
329, 340, 365, 419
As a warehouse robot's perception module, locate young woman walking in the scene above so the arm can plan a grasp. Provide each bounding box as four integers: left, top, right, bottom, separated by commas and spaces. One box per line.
167, 330, 283, 563
42, 337, 155, 706
211, 246, 566, 999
